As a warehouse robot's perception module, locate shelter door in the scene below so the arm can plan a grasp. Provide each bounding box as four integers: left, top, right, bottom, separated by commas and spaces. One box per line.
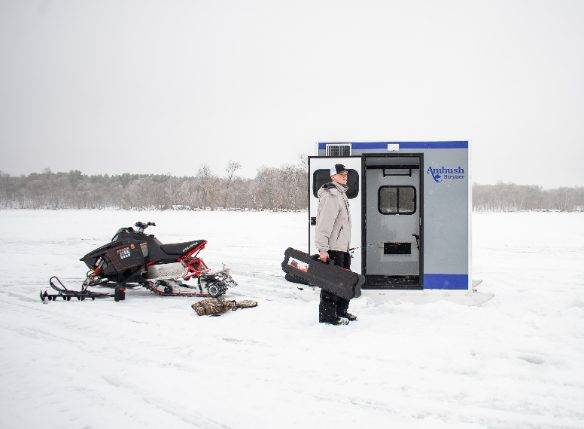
308, 157, 362, 274
365, 160, 421, 286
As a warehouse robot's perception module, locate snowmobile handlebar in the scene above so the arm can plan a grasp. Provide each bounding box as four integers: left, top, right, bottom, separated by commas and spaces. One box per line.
135, 221, 156, 232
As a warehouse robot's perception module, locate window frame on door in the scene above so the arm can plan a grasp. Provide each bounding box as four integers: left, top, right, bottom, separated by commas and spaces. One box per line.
312, 169, 360, 199
378, 185, 417, 215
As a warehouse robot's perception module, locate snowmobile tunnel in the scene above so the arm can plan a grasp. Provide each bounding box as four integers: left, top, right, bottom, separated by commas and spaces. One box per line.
308, 141, 470, 290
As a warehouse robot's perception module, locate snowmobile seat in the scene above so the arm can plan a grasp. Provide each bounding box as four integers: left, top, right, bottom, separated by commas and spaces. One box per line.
160, 240, 205, 256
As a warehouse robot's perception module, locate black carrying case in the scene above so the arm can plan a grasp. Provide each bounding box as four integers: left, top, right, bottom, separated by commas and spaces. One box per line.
281, 247, 363, 300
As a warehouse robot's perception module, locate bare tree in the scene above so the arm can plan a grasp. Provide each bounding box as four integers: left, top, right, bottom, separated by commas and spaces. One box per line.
298, 153, 308, 170
196, 165, 218, 209
223, 161, 242, 208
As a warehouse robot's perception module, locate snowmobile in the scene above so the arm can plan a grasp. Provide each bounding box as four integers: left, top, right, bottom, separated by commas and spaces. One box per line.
40, 221, 237, 302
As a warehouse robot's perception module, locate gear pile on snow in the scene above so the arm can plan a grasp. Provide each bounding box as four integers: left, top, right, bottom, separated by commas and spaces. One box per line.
40, 221, 237, 302
191, 298, 258, 316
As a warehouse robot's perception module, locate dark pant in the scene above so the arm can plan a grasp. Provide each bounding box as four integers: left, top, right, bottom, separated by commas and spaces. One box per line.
319, 250, 351, 324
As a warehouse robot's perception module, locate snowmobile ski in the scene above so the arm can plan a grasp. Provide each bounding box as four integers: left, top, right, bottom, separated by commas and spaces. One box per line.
40, 276, 120, 302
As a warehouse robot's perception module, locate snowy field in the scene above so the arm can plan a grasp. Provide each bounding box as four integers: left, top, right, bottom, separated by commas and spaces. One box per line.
0, 210, 583, 429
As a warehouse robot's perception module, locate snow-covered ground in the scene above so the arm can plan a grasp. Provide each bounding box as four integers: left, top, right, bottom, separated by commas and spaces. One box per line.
0, 210, 583, 428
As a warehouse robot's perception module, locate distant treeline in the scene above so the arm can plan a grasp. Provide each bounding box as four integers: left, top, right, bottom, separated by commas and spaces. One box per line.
473, 183, 584, 212
0, 167, 583, 212
0, 162, 307, 211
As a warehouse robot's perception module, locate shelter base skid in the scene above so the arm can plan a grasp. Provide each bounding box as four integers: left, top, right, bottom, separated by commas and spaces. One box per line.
362, 274, 469, 290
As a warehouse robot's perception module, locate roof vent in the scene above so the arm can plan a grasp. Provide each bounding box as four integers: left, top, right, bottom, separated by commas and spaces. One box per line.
325, 144, 351, 157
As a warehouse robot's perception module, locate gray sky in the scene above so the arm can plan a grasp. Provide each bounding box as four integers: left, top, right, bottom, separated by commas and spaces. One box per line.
1, 0, 583, 187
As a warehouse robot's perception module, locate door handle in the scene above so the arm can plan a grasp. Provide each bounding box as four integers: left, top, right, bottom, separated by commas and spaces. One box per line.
310, 217, 316, 226
412, 234, 420, 250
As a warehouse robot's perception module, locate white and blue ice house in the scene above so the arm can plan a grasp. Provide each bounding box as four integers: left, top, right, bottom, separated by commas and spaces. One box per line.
308, 141, 471, 290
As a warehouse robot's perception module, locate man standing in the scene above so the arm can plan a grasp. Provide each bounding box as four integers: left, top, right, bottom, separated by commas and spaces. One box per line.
315, 163, 358, 325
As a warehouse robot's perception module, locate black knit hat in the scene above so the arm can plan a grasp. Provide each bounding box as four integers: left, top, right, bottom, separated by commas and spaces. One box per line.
329, 163, 348, 176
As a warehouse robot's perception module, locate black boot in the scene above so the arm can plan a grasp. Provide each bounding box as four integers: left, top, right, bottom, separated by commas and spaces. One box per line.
333, 317, 350, 325
337, 296, 356, 321
340, 311, 357, 321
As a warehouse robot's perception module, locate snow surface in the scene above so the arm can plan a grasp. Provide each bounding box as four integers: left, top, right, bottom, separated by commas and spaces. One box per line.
0, 210, 583, 428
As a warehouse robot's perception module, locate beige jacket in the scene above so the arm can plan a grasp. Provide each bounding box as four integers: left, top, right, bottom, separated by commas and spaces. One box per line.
315, 181, 351, 253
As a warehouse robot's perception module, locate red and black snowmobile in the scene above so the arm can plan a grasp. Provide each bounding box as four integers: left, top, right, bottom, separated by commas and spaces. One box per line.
40, 221, 237, 302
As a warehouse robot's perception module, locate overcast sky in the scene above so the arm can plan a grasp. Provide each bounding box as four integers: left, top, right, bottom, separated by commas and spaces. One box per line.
0, 0, 583, 187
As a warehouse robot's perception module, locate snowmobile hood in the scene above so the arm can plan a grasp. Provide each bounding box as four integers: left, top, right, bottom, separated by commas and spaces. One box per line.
80, 241, 120, 264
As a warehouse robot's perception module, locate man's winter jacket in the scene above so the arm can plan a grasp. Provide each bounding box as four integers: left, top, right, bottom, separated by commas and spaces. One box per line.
315, 181, 351, 253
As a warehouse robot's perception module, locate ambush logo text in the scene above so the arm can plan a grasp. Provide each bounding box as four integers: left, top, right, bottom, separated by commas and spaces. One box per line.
427, 166, 465, 183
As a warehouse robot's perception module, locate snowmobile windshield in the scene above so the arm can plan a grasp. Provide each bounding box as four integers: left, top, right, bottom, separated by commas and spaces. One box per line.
111, 227, 131, 242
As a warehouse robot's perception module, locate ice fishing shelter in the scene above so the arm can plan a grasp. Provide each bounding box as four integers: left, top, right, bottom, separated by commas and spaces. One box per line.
308, 141, 470, 290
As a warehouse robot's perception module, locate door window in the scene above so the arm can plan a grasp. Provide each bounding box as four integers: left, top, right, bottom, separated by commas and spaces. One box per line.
312, 169, 359, 199
379, 186, 416, 215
